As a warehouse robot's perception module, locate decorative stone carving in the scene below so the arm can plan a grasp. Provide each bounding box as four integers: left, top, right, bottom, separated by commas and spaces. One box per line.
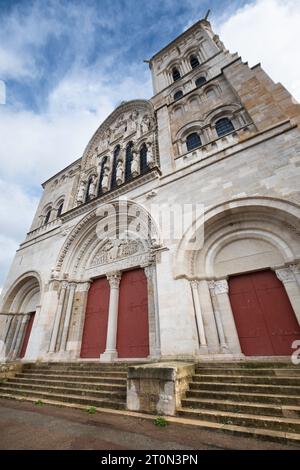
208, 279, 228, 294
141, 114, 153, 134
76, 180, 86, 205
128, 111, 139, 133
91, 239, 144, 267
106, 271, 121, 288
116, 160, 124, 185
290, 263, 300, 275
275, 268, 295, 283
76, 282, 91, 292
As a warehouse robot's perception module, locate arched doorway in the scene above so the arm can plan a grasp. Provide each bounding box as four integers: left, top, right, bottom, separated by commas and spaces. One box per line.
176, 197, 300, 357
0, 273, 41, 361
229, 269, 300, 356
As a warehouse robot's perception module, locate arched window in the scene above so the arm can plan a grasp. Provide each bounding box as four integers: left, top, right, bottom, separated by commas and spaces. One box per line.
98, 156, 108, 195
140, 143, 148, 175
195, 76, 206, 87
190, 55, 200, 69
44, 209, 51, 225
215, 118, 234, 137
186, 132, 202, 151
172, 67, 181, 82
57, 202, 64, 217
125, 141, 134, 182
111, 145, 120, 190
174, 90, 183, 101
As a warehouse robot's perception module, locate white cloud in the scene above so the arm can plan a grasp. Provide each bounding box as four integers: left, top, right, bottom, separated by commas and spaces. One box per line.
216, 0, 300, 101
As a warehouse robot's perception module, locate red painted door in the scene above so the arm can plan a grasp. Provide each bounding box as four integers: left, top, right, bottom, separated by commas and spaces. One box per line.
19, 313, 35, 358
229, 270, 300, 356
80, 277, 110, 358
117, 268, 149, 358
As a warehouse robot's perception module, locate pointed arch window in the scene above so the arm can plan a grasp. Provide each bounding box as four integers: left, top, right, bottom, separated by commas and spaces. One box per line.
172, 67, 181, 82
140, 143, 148, 175
98, 156, 108, 195
125, 141, 134, 182
215, 118, 234, 137
174, 90, 183, 101
186, 132, 202, 151
111, 145, 120, 190
44, 209, 51, 225
57, 202, 64, 217
195, 76, 206, 87
190, 55, 200, 69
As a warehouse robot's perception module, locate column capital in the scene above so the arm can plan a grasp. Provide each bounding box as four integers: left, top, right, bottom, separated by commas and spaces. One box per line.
208, 279, 229, 295
275, 268, 295, 283
289, 263, 300, 275
106, 271, 122, 288
76, 282, 91, 292
144, 264, 154, 279
190, 279, 200, 289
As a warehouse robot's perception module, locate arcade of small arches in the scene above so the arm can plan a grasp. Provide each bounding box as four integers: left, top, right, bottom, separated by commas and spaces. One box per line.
174, 104, 248, 155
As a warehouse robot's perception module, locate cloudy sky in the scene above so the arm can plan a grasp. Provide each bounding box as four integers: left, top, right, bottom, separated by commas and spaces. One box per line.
0, 0, 299, 291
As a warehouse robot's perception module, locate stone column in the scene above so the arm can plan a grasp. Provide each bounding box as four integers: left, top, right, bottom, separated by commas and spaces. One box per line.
7, 315, 22, 360
198, 280, 220, 353
276, 268, 300, 325
60, 283, 76, 352
144, 264, 160, 358
100, 271, 122, 362
49, 281, 68, 353
209, 280, 242, 355
190, 280, 208, 353
67, 282, 91, 358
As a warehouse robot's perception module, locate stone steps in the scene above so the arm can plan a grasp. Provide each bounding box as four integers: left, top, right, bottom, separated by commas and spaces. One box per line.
186, 389, 300, 406
193, 374, 300, 386
190, 381, 300, 395
15, 372, 126, 384
181, 397, 300, 418
7, 377, 126, 392
0, 362, 128, 411
179, 362, 300, 444
194, 367, 300, 377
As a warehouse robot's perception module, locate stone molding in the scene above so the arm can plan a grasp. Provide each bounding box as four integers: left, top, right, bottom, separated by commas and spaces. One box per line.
275, 268, 295, 283
208, 279, 228, 294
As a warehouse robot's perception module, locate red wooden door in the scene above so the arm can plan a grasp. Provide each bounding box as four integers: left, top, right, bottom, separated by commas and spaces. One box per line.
229, 270, 300, 356
117, 268, 149, 358
80, 277, 110, 358
19, 313, 35, 358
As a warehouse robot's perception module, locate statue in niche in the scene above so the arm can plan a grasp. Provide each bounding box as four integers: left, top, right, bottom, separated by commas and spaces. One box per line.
141, 114, 154, 134
114, 115, 127, 137
128, 110, 139, 133
76, 180, 86, 205
116, 160, 124, 185
131, 148, 139, 177
102, 166, 110, 192
146, 141, 155, 167
88, 175, 97, 199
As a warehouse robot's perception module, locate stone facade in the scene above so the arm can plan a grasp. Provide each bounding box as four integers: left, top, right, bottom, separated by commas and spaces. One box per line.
1, 18, 300, 363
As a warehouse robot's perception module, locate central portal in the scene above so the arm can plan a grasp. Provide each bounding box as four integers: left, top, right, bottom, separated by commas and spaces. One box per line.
80, 267, 149, 359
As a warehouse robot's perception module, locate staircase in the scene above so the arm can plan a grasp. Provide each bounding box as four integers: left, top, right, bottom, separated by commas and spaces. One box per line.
0, 362, 127, 410
178, 362, 300, 446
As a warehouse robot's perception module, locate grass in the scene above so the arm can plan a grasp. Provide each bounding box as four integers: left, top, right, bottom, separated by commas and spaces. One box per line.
35, 400, 44, 406
154, 416, 168, 427
86, 406, 97, 414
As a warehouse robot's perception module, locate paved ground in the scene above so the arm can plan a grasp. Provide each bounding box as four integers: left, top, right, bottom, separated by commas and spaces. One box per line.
0, 398, 298, 450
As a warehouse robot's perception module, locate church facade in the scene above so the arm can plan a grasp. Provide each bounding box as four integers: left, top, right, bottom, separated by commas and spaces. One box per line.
1, 18, 300, 364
